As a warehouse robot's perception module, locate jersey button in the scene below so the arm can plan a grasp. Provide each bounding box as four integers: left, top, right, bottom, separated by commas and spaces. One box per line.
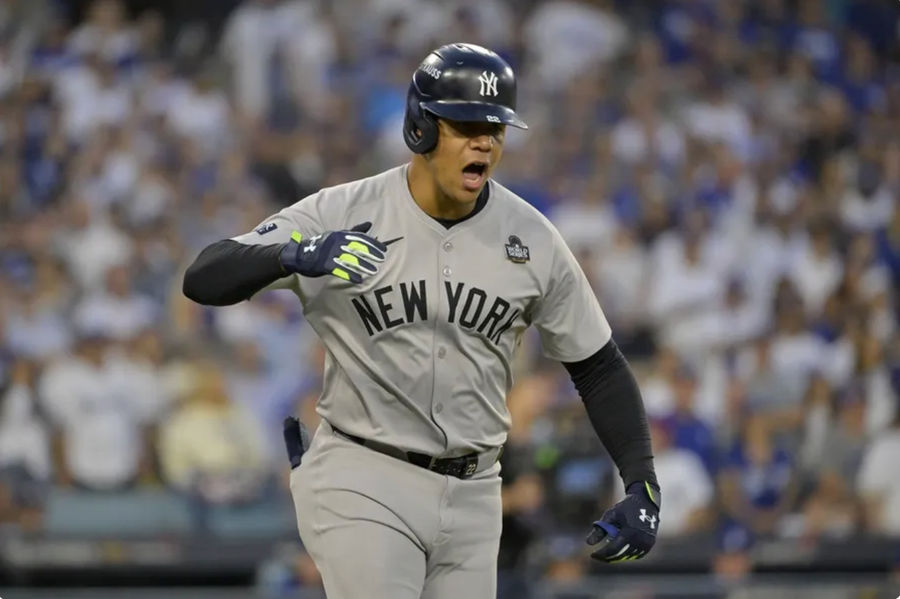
443, 241, 453, 252
442, 266, 452, 277
437, 347, 446, 358
435, 403, 444, 413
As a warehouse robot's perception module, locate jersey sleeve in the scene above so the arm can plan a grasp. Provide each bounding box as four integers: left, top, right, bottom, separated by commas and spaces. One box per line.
531, 227, 612, 362
231, 191, 325, 246
230, 192, 325, 293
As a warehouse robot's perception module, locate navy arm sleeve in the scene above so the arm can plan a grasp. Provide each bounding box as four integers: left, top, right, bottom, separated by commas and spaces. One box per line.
182, 239, 286, 306
562, 339, 657, 489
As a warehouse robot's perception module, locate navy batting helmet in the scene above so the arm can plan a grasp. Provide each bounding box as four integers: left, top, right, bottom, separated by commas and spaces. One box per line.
403, 43, 528, 154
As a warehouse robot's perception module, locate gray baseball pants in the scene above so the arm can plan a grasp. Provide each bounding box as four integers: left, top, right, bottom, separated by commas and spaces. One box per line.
289, 420, 503, 599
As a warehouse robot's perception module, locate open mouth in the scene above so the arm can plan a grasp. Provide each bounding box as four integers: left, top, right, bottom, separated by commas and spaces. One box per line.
462, 161, 488, 191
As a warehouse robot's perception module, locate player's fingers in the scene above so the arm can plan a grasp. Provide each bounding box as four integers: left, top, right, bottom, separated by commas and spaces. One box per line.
349, 222, 372, 234
334, 255, 377, 276
330, 264, 362, 284
611, 547, 641, 563
342, 239, 386, 262
590, 537, 630, 562
344, 234, 388, 256
624, 547, 646, 562
587, 520, 619, 545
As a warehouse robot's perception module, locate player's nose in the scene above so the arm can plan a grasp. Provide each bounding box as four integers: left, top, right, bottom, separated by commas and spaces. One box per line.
469, 133, 493, 152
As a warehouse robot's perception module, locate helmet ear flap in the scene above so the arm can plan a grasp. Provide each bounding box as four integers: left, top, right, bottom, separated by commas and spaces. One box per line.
403, 83, 439, 154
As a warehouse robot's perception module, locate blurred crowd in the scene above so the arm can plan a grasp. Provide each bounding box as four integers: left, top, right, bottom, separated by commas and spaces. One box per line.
1, 0, 899, 592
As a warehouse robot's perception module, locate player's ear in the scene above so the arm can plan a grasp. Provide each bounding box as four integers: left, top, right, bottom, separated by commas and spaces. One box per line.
414, 127, 436, 161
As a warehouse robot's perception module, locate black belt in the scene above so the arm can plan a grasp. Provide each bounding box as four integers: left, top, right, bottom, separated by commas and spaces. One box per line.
330, 424, 499, 480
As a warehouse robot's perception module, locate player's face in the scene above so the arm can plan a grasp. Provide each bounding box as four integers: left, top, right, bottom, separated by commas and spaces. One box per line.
431, 119, 505, 203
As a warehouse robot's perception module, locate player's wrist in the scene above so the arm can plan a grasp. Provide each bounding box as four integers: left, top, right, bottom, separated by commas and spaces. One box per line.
626, 481, 660, 508
278, 239, 298, 274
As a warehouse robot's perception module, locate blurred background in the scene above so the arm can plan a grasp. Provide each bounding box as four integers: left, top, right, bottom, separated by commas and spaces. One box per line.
0, 0, 899, 597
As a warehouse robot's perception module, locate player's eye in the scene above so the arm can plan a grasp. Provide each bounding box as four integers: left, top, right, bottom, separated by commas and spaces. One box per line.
447, 120, 504, 141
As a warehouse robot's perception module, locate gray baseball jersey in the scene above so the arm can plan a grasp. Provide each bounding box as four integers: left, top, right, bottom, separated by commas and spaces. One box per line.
233, 164, 611, 457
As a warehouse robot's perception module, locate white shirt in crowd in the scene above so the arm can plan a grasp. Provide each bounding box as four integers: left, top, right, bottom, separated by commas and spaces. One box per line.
38, 352, 159, 490
54, 63, 132, 142
655, 447, 713, 536
67, 21, 137, 63
739, 224, 805, 305
593, 232, 649, 328
73, 289, 157, 341
0, 384, 51, 480
683, 97, 751, 154
4, 305, 72, 360
857, 428, 900, 535
647, 234, 724, 353
550, 199, 618, 258
523, 0, 627, 90
166, 84, 231, 152
770, 330, 828, 384
611, 117, 685, 167
685, 297, 769, 356
57, 218, 133, 290
220, 0, 336, 119
862, 368, 898, 437
840, 186, 895, 233
789, 238, 843, 316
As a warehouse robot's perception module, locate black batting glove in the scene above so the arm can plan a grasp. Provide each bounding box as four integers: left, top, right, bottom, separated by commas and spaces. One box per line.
587, 481, 660, 563
279, 222, 387, 284
283, 417, 310, 470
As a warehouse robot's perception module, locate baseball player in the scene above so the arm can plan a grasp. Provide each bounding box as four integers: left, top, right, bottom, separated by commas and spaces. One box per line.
184, 43, 660, 598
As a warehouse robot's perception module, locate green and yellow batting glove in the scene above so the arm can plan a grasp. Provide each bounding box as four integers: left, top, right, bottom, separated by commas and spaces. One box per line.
279, 222, 388, 284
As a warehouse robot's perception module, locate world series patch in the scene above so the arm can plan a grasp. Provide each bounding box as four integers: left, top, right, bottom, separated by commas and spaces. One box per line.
505, 235, 530, 263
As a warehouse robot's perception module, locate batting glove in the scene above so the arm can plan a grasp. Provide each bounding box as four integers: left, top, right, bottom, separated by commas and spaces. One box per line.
280, 222, 387, 284
587, 481, 661, 563
283, 417, 310, 470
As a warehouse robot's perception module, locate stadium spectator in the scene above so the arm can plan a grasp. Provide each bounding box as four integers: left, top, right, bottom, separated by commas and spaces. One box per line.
522, 0, 627, 91
718, 416, 798, 537
225, 337, 304, 463
650, 418, 713, 537
661, 363, 716, 474
0, 358, 51, 530
38, 332, 152, 490
72, 263, 159, 341
801, 468, 860, 540
857, 402, 900, 535
158, 359, 270, 508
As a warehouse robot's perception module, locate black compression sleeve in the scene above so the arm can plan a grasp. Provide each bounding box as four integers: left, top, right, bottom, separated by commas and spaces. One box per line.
562, 339, 657, 489
183, 239, 287, 306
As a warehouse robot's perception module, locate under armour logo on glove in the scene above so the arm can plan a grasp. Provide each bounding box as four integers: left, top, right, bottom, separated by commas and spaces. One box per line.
280, 222, 388, 284
586, 481, 661, 563
638, 509, 656, 529
303, 235, 323, 253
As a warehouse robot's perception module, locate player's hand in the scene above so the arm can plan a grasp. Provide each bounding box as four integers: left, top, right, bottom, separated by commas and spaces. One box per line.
280, 222, 388, 284
283, 417, 310, 469
586, 481, 660, 563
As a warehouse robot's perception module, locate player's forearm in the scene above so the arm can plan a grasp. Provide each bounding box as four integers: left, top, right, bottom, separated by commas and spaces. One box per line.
562, 339, 658, 489
183, 239, 286, 306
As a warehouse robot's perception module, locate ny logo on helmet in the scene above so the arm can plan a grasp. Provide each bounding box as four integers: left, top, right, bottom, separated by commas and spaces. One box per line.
478, 71, 498, 97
